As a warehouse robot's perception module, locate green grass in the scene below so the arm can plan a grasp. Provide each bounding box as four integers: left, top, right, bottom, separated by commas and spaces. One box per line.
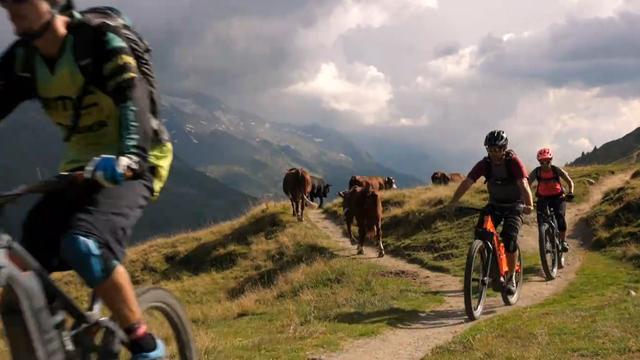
565, 163, 628, 203
0, 204, 442, 359
586, 170, 640, 266
428, 251, 640, 359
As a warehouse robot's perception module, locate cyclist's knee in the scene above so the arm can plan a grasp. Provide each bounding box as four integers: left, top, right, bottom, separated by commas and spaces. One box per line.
503, 236, 519, 253
60, 233, 118, 288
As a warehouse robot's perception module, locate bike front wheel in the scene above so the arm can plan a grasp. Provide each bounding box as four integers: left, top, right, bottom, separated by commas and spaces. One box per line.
501, 245, 523, 306
464, 239, 490, 321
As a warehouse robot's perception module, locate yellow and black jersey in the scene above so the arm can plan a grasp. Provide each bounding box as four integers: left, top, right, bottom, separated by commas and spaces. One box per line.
0, 14, 172, 196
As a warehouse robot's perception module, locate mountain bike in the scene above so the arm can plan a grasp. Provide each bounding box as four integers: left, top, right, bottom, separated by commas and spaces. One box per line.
537, 195, 572, 280
460, 205, 523, 321
0, 173, 197, 359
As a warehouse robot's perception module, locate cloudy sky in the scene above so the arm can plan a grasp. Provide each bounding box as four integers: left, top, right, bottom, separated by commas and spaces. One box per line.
1, 0, 640, 170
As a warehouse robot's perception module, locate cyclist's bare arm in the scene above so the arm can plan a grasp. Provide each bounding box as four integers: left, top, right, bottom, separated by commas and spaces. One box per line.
558, 168, 575, 193
527, 169, 537, 186
517, 177, 534, 209
449, 178, 475, 206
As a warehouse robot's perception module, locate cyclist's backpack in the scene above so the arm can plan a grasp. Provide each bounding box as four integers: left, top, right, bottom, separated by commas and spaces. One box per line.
483, 149, 518, 183
534, 165, 561, 183
13, 4, 173, 198
76, 6, 160, 117
534, 165, 564, 196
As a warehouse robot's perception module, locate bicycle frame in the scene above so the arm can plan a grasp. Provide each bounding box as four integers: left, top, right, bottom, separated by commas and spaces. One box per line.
481, 215, 505, 277
478, 213, 522, 281
538, 207, 558, 236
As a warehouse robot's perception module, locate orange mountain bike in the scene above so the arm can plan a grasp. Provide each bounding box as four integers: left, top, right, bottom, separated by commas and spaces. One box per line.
460, 206, 523, 321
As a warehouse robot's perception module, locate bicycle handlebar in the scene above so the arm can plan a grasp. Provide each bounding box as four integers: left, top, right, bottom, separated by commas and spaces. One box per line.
454, 206, 484, 212
0, 172, 85, 207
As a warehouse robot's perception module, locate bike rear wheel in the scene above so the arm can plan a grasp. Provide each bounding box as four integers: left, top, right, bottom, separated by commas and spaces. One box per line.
538, 223, 558, 280
501, 245, 523, 305
464, 239, 489, 321
136, 287, 197, 360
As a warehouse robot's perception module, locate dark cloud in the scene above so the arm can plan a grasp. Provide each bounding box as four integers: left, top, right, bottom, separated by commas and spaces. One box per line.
480, 12, 640, 93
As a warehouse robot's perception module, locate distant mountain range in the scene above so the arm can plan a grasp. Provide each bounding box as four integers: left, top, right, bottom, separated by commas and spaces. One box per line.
161, 92, 422, 197
570, 127, 640, 165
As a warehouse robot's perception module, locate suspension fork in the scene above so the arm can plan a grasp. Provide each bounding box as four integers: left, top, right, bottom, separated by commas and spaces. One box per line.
482, 240, 495, 284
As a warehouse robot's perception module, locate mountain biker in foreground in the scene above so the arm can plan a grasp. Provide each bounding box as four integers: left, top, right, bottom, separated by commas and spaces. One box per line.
447, 130, 534, 295
528, 148, 575, 252
0, 1, 173, 358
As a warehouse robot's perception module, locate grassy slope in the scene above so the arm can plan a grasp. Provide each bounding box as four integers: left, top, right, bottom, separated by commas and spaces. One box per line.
588, 170, 640, 265
5, 204, 441, 359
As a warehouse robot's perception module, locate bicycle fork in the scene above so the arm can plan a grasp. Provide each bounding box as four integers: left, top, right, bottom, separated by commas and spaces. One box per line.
481, 243, 495, 287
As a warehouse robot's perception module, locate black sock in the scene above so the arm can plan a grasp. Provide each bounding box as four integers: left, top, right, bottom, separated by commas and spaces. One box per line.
125, 323, 157, 354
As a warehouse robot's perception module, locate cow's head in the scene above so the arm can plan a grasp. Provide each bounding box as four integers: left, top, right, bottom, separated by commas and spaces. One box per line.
323, 184, 332, 197
385, 177, 397, 189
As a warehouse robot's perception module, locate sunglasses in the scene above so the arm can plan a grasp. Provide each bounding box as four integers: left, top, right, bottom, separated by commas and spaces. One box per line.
486, 146, 505, 154
539, 159, 551, 164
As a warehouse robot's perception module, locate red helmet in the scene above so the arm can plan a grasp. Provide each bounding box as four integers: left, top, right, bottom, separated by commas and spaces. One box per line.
537, 148, 553, 161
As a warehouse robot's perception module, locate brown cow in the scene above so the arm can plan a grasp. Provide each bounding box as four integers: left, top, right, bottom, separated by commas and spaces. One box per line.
448, 172, 465, 182
338, 186, 384, 257
431, 171, 450, 185
282, 168, 313, 221
349, 175, 397, 191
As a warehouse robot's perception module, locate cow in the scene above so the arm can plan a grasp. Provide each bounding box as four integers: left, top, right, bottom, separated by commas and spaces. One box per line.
338, 186, 384, 257
282, 168, 314, 221
431, 171, 450, 185
309, 176, 332, 208
348, 175, 397, 191
448, 172, 465, 182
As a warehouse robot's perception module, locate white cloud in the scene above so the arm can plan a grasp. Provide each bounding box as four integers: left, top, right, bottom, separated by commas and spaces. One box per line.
426, 46, 477, 80
505, 88, 640, 165
569, 137, 594, 150
286, 62, 393, 124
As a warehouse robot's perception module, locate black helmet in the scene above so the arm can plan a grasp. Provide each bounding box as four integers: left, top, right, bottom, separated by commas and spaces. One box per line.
484, 130, 508, 148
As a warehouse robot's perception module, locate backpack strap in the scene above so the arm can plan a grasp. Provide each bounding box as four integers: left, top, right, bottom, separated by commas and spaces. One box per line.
550, 165, 561, 181
483, 156, 491, 184
503, 150, 516, 180
63, 19, 101, 142
484, 150, 517, 183
13, 41, 37, 80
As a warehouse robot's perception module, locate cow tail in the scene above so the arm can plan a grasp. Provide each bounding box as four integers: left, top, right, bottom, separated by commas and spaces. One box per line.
303, 194, 318, 208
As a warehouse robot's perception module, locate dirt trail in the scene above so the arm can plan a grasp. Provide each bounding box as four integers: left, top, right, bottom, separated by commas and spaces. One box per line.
310, 171, 633, 360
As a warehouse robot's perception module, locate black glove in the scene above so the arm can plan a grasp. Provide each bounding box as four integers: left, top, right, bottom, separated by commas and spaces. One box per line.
565, 192, 575, 202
